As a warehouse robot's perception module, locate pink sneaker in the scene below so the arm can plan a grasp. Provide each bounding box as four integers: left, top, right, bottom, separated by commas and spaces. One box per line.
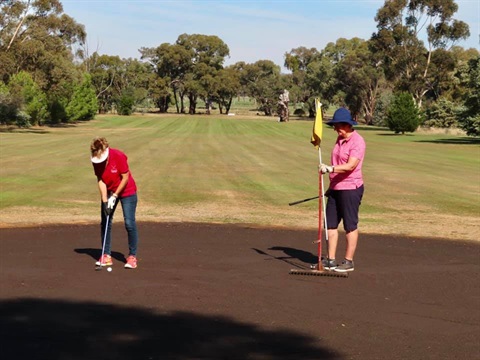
124, 255, 137, 269
95, 254, 113, 266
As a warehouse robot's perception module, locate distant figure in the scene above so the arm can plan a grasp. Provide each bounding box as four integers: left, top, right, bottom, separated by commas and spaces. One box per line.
277, 89, 290, 122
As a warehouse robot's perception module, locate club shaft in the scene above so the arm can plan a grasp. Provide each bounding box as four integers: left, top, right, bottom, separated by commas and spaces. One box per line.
289, 196, 319, 206
98, 214, 110, 269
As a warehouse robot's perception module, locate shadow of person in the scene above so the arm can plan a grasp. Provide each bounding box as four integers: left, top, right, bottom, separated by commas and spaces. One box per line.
0, 298, 341, 360
252, 247, 317, 269
74, 248, 126, 263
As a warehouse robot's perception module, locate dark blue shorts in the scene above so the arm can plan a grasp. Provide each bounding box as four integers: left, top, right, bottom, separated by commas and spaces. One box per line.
325, 185, 364, 232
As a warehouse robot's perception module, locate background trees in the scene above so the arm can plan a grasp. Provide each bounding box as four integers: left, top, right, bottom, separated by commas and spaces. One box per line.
0, 0, 478, 136
458, 56, 480, 136
371, 0, 470, 108
140, 34, 230, 115
0, 0, 90, 124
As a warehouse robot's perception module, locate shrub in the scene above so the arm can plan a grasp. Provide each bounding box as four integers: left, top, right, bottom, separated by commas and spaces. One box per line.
458, 56, 480, 136
386, 92, 421, 134
49, 99, 68, 124
423, 98, 460, 128
66, 74, 98, 121
373, 92, 394, 127
0, 82, 18, 125
8, 72, 48, 126
117, 93, 135, 115
15, 111, 31, 128
459, 114, 480, 137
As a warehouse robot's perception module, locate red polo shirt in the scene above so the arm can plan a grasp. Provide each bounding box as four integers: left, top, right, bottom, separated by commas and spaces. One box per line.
93, 148, 137, 198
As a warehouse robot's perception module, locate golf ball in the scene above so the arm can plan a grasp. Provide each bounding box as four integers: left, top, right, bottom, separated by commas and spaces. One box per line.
107, 267, 112, 272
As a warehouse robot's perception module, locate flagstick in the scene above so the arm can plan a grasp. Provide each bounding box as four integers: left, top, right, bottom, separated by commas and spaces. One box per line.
319, 148, 329, 246
317, 148, 322, 269
318, 147, 329, 269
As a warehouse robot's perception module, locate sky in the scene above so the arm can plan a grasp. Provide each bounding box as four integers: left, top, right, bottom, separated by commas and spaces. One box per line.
62, 0, 480, 71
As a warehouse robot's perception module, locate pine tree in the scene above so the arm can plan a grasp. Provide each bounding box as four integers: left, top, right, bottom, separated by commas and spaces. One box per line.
386, 92, 421, 134
66, 74, 98, 121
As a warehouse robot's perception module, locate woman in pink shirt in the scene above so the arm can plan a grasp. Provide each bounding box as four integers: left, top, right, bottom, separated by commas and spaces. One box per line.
90, 137, 139, 269
320, 108, 366, 273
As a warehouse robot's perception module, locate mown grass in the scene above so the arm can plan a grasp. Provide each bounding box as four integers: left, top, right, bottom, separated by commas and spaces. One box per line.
0, 114, 479, 241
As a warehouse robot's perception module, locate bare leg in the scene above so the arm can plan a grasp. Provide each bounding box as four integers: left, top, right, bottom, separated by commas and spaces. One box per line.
327, 229, 338, 260
345, 229, 358, 261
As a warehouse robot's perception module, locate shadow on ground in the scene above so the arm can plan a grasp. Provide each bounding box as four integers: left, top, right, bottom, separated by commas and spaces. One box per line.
0, 298, 340, 360
252, 247, 318, 270
75, 248, 127, 264
414, 137, 480, 145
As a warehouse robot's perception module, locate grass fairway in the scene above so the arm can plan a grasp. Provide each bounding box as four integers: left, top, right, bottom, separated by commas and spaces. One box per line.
1, 114, 479, 241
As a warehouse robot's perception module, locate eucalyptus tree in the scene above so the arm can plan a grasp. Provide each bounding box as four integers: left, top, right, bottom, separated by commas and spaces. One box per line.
87, 54, 124, 113
284, 46, 322, 116
148, 74, 171, 113
304, 50, 337, 117
85, 54, 151, 115
212, 66, 241, 114
175, 33, 230, 114
237, 60, 283, 116
140, 42, 192, 113
320, 38, 368, 118
0, 0, 85, 93
334, 38, 387, 124
371, 0, 470, 107
446, 46, 479, 102
141, 33, 230, 114
119, 58, 151, 113
0, 0, 86, 124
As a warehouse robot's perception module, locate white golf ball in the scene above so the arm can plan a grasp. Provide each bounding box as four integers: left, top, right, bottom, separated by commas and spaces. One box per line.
107, 267, 112, 272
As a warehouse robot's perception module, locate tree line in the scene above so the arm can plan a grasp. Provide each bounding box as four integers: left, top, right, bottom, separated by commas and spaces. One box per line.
1, 0, 479, 136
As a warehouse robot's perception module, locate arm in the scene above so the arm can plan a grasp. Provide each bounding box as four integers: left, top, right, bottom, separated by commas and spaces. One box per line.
320, 157, 360, 174
332, 156, 360, 173
112, 171, 130, 198
97, 179, 108, 202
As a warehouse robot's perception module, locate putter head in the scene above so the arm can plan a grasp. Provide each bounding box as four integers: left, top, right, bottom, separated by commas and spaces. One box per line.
95, 265, 103, 271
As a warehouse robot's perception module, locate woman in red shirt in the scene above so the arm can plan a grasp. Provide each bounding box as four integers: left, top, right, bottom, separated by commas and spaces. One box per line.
90, 137, 139, 269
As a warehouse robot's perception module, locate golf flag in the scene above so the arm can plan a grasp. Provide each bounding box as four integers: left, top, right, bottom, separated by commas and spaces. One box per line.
310, 99, 323, 148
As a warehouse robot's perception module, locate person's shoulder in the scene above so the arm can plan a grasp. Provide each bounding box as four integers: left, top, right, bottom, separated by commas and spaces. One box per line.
110, 148, 128, 163
353, 130, 365, 141
109, 148, 125, 157
351, 131, 366, 148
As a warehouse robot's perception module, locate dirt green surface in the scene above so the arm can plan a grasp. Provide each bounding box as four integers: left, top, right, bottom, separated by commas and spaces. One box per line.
1, 222, 479, 359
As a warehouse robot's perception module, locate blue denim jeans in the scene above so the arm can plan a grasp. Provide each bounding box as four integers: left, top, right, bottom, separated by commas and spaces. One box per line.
100, 193, 138, 256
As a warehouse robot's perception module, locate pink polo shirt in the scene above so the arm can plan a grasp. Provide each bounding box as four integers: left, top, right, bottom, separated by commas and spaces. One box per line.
329, 130, 366, 190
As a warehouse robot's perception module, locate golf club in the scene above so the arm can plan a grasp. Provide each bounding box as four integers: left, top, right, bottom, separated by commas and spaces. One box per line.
95, 214, 110, 271
288, 195, 319, 206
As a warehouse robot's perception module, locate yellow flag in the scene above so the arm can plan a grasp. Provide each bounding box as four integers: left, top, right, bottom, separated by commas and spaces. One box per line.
310, 99, 323, 148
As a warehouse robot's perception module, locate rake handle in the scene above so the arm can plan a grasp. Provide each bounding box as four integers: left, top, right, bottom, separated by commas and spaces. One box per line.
288, 196, 319, 206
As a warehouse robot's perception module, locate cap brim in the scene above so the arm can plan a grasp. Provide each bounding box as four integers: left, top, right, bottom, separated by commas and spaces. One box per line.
91, 147, 109, 163
327, 120, 358, 126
